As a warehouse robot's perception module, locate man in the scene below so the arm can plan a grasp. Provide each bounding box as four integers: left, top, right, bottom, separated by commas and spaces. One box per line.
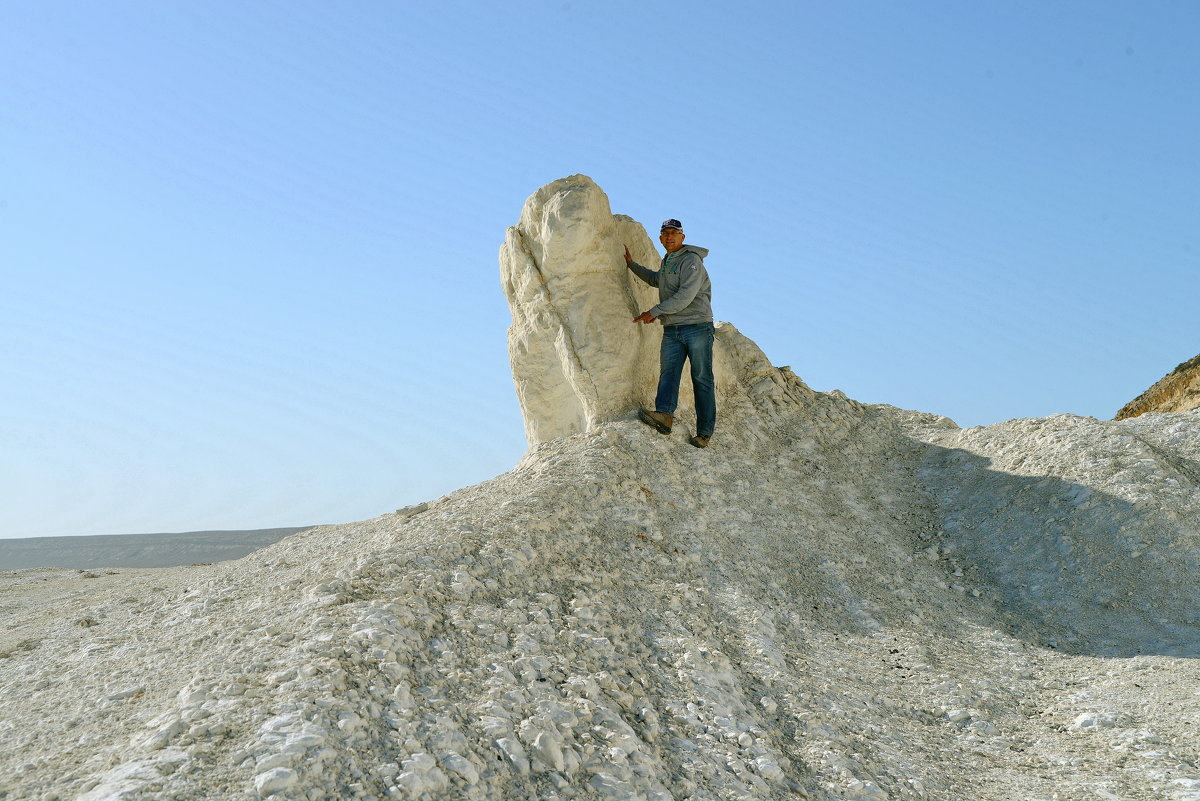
623, 219, 716, 448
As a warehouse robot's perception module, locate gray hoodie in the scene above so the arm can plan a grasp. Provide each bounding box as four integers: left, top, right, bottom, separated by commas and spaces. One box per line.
627, 244, 713, 327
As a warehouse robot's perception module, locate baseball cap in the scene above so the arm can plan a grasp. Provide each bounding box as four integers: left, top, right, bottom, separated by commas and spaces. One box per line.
660, 219, 684, 232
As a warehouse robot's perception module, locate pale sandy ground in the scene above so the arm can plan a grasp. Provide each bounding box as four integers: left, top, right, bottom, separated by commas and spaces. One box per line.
1, 393, 1198, 801
0, 566, 209, 661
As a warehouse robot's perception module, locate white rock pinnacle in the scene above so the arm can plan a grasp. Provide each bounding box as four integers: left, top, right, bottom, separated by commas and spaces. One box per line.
500, 175, 661, 445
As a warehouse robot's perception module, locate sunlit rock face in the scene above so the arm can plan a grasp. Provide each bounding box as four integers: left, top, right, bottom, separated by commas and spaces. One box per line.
499, 174, 815, 446
1115, 353, 1200, 419
499, 175, 660, 445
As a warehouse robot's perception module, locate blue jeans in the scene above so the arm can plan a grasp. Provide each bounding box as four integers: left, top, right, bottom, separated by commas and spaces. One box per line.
655, 323, 716, 437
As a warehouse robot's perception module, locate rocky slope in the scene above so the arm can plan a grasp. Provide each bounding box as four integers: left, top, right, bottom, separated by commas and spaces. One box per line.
1116, 353, 1200, 420
1, 176, 1197, 801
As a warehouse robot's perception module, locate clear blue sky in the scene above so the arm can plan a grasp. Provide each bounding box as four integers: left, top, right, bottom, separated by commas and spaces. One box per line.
3, 1, 1197, 539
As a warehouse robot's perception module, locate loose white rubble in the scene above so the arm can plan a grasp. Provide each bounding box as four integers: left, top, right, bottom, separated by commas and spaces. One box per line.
1, 177, 1197, 801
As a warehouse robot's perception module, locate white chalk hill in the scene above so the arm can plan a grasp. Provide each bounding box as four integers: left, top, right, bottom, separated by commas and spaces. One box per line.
2, 175, 1199, 801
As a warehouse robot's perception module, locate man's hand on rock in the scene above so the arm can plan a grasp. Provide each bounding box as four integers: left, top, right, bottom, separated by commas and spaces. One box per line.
633, 311, 656, 325
623, 245, 633, 265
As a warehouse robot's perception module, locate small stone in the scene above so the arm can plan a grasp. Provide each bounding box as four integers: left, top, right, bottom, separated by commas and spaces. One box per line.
255, 767, 298, 796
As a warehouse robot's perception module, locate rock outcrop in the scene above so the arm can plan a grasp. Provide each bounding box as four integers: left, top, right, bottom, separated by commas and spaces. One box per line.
1115, 352, 1200, 419
500, 174, 810, 446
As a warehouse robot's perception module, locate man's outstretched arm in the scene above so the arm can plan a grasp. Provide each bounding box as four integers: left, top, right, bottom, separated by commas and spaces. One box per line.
624, 245, 659, 287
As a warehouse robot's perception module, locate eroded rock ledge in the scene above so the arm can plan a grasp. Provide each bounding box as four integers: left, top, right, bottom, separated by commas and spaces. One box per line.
1115, 352, 1200, 419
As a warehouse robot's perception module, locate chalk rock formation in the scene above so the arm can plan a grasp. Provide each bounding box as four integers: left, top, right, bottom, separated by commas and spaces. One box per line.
500, 174, 810, 446
1115, 352, 1200, 419
4, 175, 1200, 801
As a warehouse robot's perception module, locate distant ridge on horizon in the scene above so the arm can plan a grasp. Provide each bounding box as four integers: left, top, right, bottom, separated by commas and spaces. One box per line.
0, 526, 314, 570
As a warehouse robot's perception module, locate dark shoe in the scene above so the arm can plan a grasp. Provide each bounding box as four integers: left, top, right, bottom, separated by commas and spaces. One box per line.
689, 435, 711, 448
638, 409, 673, 434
